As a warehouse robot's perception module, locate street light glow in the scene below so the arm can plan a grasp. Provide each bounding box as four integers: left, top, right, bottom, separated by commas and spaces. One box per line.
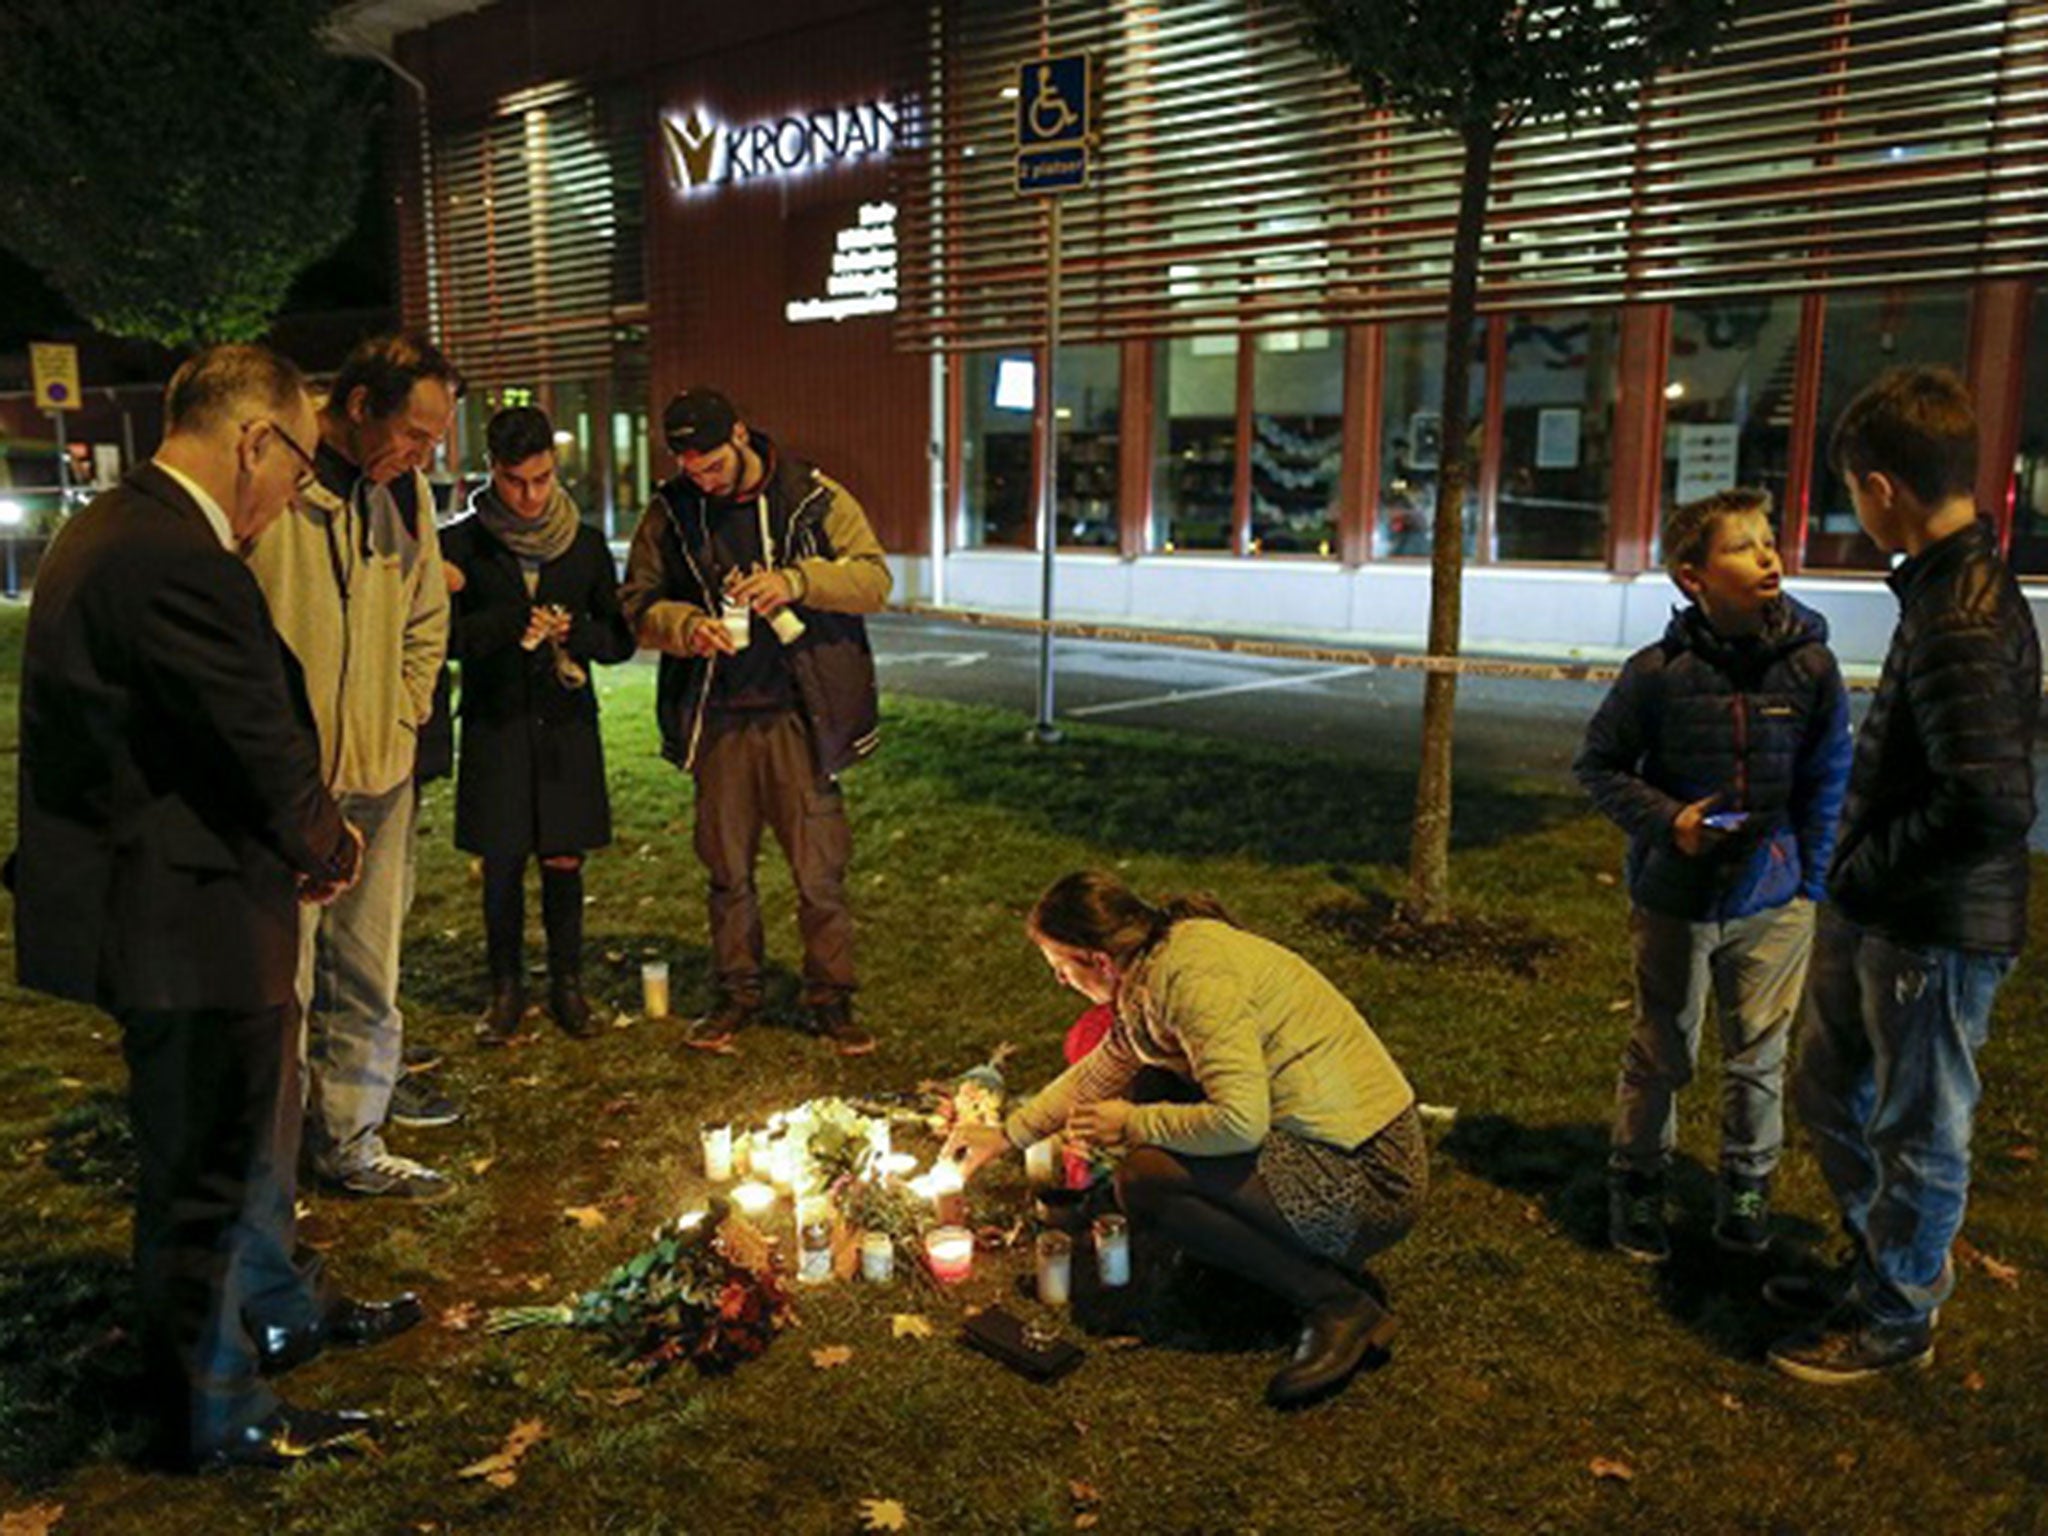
0, 500, 25, 528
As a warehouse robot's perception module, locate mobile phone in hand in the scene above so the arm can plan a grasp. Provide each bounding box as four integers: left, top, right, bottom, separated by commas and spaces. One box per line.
1703, 810, 1750, 832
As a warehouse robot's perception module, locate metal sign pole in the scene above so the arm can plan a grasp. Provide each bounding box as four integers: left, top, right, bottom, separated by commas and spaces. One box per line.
1032, 195, 1063, 746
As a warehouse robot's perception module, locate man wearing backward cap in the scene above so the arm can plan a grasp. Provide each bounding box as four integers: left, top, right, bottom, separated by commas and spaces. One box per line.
621, 388, 891, 1056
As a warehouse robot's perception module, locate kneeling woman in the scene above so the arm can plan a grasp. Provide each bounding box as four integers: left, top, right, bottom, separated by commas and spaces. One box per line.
443, 406, 635, 1041
950, 870, 1427, 1407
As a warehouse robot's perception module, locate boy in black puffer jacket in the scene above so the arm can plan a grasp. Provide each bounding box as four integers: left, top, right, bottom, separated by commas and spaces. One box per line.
1577, 488, 1852, 1266
1767, 368, 2039, 1386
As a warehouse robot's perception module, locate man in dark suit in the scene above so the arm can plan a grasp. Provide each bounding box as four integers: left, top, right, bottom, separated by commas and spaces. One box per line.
10, 345, 388, 1471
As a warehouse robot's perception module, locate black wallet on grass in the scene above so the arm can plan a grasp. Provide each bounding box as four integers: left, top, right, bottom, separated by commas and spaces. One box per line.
959, 1306, 1085, 1383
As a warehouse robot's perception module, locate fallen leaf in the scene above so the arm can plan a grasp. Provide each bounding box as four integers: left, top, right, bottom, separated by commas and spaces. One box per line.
2009, 1143, 2039, 1163
811, 1345, 854, 1369
857, 1498, 908, 1532
1, 1503, 65, 1536
562, 1206, 608, 1230
56, 1077, 85, 1089
511, 1075, 542, 1088
1833, 1450, 1858, 1473
1099, 1335, 1143, 1351
1717, 1392, 1743, 1412
456, 1418, 547, 1488
597, 1137, 623, 1153
1589, 1457, 1634, 1483
1074, 1518, 1099, 1532
1606, 998, 1631, 1013
1979, 1253, 2022, 1289
604, 950, 625, 965
469, 1156, 496, 1176
1964, 1370, 1986, 1392
890, 1314, 934, 1340
522, 1275, 553, 1294
1595, 871, 1617, 885
439, 1301, 483, 1332
600, 1095, 639, 1117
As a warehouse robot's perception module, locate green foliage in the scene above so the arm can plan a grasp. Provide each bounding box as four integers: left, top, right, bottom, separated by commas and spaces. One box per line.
0, 0, 382, 347
1298, 0, 1738, 140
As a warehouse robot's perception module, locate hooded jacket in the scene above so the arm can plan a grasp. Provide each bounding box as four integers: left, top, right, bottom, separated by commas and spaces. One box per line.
1575, 595, 1853, 923
620, 435, 889, 777
1827, 519, 2039, 953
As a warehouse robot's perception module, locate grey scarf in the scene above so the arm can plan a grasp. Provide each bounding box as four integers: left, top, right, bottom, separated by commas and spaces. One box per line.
471, 481, 582, 563
468, 482, 587, 689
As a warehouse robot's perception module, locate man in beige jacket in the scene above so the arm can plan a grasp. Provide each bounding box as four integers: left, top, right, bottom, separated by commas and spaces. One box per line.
248, 332, 455, 1199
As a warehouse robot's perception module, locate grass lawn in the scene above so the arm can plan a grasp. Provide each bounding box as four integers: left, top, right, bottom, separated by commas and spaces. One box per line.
1, 601, 2045, 1535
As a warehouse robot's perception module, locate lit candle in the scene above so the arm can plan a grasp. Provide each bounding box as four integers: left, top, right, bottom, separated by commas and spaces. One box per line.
768, 1136, 801, 1192
925, 1159, 967, 1226
730, 1180, 777, 1217
925, 1225, 973, 1284
700, 1123, 734, 1183
797, 1216, 833, 1286
1023, 1136, 1060, 1190
1093, 1213, 1131, 1287
867, 1117, 893, 1162
641, 960, 670, 1019
860, 1230, 894, 1283
732, 1130, 755, 1178
1036, 1230, 1073, 1305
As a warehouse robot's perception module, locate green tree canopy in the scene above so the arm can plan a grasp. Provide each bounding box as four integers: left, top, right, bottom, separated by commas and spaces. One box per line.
0, 0, 381, 348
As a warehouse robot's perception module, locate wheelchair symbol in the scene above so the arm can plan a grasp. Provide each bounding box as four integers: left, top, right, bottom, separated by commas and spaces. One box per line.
1027, 64, 1081, 142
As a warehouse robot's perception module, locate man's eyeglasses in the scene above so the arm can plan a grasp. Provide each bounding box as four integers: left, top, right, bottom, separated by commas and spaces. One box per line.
243, 418, 319, 493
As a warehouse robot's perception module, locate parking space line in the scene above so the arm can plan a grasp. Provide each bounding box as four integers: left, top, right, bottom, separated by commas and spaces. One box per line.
1066, 665, 1375, 718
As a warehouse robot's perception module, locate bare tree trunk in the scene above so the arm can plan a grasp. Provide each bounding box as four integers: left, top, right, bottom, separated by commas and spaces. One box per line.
1405, 123, 1497, 924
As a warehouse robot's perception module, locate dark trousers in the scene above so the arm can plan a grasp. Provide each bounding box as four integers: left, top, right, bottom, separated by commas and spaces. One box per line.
120, 1003, 300, 1458
692, 710, 856, 1003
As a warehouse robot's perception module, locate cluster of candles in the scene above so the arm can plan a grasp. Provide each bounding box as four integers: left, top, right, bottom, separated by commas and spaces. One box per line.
691, 1116, 1132, 1299
697, 1112, 974, 1284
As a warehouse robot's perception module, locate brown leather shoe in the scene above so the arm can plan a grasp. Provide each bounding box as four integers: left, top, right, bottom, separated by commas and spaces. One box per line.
550, 974, 597, 1038
684, 993, 760, 1054
1265, 1291, 1397, 1408
806, 996, 875, 1056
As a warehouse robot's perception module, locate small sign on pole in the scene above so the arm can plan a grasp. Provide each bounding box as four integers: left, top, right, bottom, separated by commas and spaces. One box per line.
1015, 54, 1090, 195
30, 342, 81, 412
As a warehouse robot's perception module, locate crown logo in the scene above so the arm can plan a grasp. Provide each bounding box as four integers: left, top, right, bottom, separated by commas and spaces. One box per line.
661, 110, 719, 191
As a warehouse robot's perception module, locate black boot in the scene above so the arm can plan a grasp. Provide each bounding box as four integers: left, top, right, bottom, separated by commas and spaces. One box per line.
475, 978, 525, 1046
1265, 1289, 1398, 1408
550, 973, 596, 1039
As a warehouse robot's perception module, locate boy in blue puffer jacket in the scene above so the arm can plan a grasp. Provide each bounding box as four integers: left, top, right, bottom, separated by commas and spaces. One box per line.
1575, 488, 1852, 1263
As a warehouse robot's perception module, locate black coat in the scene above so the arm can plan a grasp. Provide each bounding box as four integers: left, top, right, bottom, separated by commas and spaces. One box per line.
441, 513, 635, 859
8, 465, 357, 1013
1828, 518, 2040, 953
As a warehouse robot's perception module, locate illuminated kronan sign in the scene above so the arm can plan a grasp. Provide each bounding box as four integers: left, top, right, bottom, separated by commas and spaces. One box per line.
662, 100, 899, 194
787, 202, 898, 324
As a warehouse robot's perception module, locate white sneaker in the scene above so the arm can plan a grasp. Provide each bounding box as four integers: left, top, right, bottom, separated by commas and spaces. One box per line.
323, 1151, 453, 1202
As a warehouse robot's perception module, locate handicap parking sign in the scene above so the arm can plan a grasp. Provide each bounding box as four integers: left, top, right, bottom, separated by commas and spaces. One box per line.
1015, 53, 1089, 194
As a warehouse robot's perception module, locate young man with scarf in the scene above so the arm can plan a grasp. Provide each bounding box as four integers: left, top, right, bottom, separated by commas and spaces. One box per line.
440, 406, 635, 1041
622, 388, 891, 1057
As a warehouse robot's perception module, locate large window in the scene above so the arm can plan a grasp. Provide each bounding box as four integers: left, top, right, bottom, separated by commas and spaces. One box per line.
1661, 297, 1801, 557
1804, 286, 1970, 570
960, 350, 1033, 548
1377, 321, 1483, 559
1250, 330, 1342, 557
2014, 291, 2048, 577
1497, 310, 1618, 563
1055, 344, 1120, 548
1152, 336, 1237, 551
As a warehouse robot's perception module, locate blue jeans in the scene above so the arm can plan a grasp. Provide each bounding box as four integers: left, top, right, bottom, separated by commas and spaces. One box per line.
1793, 906, 2013, 1329
299, 779, 415, 1177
